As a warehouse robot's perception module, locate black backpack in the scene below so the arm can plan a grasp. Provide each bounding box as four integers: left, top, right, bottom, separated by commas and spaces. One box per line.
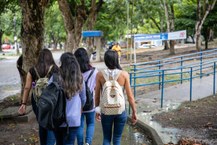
37, 73, 67, 130
83, 68, 95, 111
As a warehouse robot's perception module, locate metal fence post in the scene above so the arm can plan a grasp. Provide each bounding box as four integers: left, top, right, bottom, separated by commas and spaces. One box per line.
158, 60, 161, 90
213, 62, 216, 96
133, 65, 136, 99
181, 57, 183, 84
129, 73, 132, 115
190, 67, 193, 101
161, 70, 165, 108
200, 52, 203, 79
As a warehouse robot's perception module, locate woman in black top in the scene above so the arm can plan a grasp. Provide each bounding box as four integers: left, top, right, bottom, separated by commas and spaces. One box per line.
18, 49, 58, 145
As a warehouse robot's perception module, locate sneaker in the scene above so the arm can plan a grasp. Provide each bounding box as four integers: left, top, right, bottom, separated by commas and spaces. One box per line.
85, 143, 89, 145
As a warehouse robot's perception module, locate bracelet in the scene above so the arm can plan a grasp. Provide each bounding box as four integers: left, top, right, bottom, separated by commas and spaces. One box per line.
21, 102, 26, 105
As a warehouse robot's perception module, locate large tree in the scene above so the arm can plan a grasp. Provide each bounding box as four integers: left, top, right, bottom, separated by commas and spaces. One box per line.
19, 0, 50, 100
57, 0, 103, 53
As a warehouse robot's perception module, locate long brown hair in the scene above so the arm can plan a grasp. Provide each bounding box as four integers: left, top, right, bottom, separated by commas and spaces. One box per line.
60, 52, 83, 99
35, 49, 58, 78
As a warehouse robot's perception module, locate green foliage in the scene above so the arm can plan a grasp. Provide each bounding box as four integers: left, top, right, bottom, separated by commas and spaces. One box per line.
0, 6, 21, 43
0, 0, 21, 43
174, 0, 197, 36
44, 1, 66, 46
94, 0, 128, 41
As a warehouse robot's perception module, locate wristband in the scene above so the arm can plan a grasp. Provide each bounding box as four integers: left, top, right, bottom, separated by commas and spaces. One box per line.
21, 102, 26, 105
95, 106, 101, 114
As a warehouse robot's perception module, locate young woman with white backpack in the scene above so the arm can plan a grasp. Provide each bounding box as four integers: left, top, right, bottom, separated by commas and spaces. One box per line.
95, 50, 137, 145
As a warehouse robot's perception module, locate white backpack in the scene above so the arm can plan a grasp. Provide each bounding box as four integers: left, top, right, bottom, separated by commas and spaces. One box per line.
100, 69, 125, 115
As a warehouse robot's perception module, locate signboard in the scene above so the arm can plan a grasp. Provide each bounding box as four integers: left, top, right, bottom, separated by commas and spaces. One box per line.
167, 30, 186, 40
82, 31, 103, 37
134, 30, 186, 41
134, 34, 161, 41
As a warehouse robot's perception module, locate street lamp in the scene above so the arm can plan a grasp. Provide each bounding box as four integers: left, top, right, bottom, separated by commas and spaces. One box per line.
13, 16, 19, 54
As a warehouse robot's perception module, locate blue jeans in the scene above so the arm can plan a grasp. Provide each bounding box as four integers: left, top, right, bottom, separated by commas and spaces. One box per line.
77, 111, 95, 145
54, 127, 78, 145
39, 126, 56, 145
101, 111, 127, 145
32, 95, 56, 145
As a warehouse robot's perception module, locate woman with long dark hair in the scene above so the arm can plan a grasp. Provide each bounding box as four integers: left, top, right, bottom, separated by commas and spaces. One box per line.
74, 48, 98, 145
18, 48, 58, 145
53, 52, 86, 145
95, 50, 137, 145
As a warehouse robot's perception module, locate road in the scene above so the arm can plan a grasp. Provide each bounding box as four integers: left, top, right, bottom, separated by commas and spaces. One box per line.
0, 55, 21, 101
0, 50, 107, 101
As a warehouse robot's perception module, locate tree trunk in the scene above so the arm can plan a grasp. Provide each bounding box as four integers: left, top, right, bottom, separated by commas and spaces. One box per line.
163, 0, 175, 55
195, 29, 202, 51
58, 0, 103, 53
19, 0, 48, 99
169, 40, 175, 55
16, 55, 27, 100
209, 28, 214, 41
169, 4, 175, 55
58, 0, 86, 52
195, 0, 217, 51
204, 27, 209, 50
164, 41, 169, 50
0, 30, 3, 52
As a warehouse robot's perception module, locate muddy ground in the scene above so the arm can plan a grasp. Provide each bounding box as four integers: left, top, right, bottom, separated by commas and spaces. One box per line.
1, 42, 217, 145
153, 95, 217, 145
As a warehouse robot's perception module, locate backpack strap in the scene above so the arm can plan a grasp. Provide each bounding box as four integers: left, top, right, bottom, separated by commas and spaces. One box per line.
86, 67, 95, 83
101, 70, 109, 81
114, 70, 122, 81
34, 67, 40, 79
34, 65, 54, 80
45, 65, 54, 77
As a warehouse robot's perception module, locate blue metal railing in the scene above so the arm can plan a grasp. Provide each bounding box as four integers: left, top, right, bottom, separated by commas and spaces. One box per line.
129, 48, 217, 108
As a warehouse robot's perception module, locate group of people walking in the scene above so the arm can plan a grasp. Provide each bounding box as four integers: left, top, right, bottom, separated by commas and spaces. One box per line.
18, 48, 137, 145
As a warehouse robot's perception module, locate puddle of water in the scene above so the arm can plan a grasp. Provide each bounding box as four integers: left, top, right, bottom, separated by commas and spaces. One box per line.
137, 102, 182, 144
126, 125, 152, 145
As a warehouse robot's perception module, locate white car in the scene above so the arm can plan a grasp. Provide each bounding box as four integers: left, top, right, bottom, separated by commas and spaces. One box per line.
138, 44, 152, 49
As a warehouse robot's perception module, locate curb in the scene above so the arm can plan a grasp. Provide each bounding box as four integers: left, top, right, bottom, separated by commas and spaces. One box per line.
0, 106, 35, 122
128, 117, 164, 145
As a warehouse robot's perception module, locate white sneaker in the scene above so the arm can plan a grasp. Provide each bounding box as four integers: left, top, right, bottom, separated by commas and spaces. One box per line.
85, 143, 89, 145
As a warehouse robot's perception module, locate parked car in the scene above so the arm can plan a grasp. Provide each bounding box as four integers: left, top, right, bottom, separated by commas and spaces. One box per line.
1, 43, 12, 50
138, 44, 156, 49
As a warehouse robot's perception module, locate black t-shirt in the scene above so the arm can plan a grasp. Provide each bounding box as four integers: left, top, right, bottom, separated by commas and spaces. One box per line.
29, 65, 59, 82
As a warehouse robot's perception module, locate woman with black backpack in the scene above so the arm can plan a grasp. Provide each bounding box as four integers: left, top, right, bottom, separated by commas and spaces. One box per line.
74, 48, 98, 145
18, 49, 58, 145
